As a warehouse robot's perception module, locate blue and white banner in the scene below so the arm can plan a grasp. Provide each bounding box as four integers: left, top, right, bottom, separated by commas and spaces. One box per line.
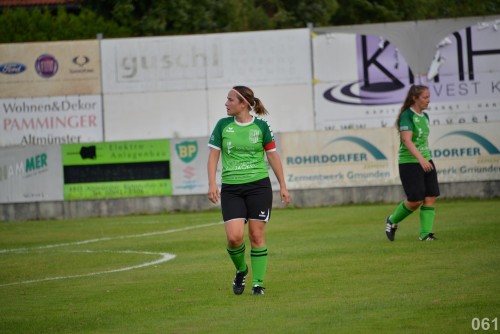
280, 128, 399, 189
430, 123, 500, 182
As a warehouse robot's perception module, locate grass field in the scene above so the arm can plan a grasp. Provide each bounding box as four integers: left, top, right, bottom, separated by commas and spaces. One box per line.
1, 199, 499, 334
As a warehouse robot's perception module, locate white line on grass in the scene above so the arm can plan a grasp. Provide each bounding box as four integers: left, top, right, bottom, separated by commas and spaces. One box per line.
0, 221, 223, 287
0, 250, 176, 287
0, 221, 223, 253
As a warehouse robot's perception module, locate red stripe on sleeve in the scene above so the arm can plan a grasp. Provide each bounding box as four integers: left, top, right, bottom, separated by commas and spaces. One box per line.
264, 141, 276, 151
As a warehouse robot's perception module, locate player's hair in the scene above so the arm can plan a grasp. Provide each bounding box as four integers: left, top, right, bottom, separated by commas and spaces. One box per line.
395, 85, 429, 129
232, 86, 268, 116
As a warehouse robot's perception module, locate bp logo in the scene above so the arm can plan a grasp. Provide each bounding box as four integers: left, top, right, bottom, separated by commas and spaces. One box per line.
176, 141, 198, 163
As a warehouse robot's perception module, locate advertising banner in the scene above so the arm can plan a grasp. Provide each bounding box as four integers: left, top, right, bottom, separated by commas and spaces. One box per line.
171, 136, 216, 195
204, 29, 312, 88
430, 123, 500, 182
62, 139, 171, 200
0, 95, 103, 147
0, 40, 101, 98
281, 128, 399, 189
171, 134, 281, 195
313, 19, 500, 131
101, 29, 311, 93
0, 145, 64, 203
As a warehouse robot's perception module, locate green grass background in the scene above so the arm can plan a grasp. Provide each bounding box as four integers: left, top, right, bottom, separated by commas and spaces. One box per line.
1, 199, 499, 333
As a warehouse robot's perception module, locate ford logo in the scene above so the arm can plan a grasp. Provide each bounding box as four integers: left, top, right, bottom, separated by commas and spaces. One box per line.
0, 62, 27, 75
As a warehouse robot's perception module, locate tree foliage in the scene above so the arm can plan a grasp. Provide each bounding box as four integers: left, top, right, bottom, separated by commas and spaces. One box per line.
330, 0, 500, 26
0, 0, 499, 43
0, 7, 131, 43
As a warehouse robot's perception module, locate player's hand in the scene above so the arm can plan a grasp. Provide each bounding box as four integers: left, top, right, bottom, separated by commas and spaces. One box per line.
208, 184, 220, 204
420, 160, 434, 173
280, 187, 291, 206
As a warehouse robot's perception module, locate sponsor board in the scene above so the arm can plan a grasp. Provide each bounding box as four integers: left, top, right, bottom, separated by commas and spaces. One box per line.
0, 40, 101, 98
313, 19, 500, 130
0, 145, 64, 203
171, 134, 281, 196
281, 128, 399, 189
430, 123, 500, 182
62, 139, 171, 200
171, 137, 215, 195
0, 95, 103, 147
101, 29, 311, 93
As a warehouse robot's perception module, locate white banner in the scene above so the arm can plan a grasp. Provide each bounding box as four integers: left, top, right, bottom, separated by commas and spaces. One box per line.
103, 90, 209, 141
430, 123, 500, 182
101, 29, 311, 93
313, 19, 500, 130
0, 95, 103, 147
171, 136, 216, 195
281, 128, 399, 189
0, 145, 64, 203
104, 85, 315, 142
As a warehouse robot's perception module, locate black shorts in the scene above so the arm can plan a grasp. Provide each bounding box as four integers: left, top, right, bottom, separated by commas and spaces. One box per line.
399, 160, 440, 201
220, 177, 273, 223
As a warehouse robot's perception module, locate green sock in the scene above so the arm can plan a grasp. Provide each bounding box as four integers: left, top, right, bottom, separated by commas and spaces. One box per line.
227, 243, 247, 273
251, 246, 268, 287
389, 201, 414, 224
420, 206, 435, 238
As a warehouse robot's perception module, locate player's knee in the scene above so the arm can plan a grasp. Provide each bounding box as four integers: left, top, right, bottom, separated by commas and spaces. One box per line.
423, 197, 436, 206
406, 200, 423, 210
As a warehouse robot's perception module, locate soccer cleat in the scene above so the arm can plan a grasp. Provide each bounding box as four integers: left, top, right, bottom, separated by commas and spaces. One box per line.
419, 233, 437, 241
252, 286, 265, 295
385, 216, 398, 241
232, 266, 248, 295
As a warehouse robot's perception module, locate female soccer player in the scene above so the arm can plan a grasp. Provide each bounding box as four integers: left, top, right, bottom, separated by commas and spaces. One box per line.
207, 86, 290, 295
385, 84, 440, 241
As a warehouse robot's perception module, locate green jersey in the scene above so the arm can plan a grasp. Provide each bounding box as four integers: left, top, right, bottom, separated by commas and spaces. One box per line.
208, 116, 276, 184
398, 108, 431, 164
